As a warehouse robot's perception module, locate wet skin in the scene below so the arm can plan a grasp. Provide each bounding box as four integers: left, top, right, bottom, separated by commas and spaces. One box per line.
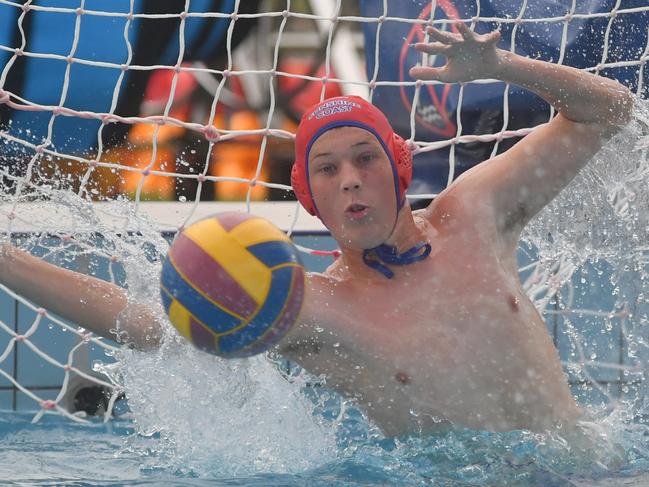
279, 127, 581, 436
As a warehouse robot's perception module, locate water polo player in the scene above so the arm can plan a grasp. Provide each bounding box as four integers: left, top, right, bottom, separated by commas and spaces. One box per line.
0, 22, 633, 435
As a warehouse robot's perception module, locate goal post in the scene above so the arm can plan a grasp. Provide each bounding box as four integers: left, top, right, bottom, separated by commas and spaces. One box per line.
0, 0, 647, 421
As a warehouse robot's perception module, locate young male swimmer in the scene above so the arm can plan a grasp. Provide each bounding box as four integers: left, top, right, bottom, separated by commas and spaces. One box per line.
0, 23, 632, 436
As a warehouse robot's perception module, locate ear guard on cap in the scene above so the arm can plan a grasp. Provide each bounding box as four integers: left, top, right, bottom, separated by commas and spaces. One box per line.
391, 132, 413, 207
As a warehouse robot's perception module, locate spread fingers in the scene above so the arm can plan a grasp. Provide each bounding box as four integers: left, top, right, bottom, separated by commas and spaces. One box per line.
413, 42, 451, 55
454, 21, 475, 40
409, 65, 449, 82
425, 26, 460, 44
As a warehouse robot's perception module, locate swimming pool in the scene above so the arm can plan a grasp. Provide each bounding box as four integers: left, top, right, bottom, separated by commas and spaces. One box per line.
0, 0, 648, 482
2, 397, 649, 486
1, 198, 649, 486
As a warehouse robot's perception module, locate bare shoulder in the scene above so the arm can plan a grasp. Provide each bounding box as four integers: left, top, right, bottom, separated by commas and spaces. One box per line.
418, 174, 516, 260
422, 114, 621, 253
419, 175, 498, 231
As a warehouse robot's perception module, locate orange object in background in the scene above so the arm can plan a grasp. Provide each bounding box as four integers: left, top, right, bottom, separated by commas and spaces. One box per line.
118, 69, 196, 201
210, 110, 269, 201
118, 119, 186, 201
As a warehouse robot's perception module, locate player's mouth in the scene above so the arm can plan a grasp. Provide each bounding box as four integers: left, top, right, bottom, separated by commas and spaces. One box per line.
344, 203, 369, 220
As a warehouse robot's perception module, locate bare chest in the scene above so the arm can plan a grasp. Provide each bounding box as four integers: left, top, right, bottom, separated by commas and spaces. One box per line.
332, 252, 531, 372
305, 243, 563, 432
337, 235, 527, 339
290, 202, 579, 434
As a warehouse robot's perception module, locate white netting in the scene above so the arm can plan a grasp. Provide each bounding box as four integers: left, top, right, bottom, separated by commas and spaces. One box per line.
0, 0, 648, 427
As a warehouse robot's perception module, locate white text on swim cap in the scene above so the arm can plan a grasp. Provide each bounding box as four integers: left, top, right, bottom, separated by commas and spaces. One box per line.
308, 99, 361, 120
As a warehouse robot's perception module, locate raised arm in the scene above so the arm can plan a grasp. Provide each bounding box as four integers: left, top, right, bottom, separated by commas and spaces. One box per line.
0, 244, 163, 350
410, 22, 634, 247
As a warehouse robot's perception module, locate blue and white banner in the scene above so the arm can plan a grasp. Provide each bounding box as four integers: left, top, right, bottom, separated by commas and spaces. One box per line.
360, 0, 649, 193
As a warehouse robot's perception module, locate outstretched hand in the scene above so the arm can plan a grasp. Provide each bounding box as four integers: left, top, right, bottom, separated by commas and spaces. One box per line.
409, 21, 503, 83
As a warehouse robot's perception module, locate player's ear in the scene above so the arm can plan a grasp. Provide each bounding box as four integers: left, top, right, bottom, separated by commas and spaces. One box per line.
291, 163, 316, 216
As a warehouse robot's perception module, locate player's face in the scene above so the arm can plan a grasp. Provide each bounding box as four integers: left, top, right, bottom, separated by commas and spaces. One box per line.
308, 126, 397, 251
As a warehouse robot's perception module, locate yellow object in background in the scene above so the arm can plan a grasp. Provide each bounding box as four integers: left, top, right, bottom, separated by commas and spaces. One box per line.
114, 107, 272, 202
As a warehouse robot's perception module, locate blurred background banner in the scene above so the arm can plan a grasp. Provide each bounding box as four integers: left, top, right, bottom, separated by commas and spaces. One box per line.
1, 1, 648, 198
0, 0, 260, 155
361, 0, 649, 194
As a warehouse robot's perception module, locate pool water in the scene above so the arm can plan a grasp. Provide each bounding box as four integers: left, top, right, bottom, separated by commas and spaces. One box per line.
2, 387, 649, 486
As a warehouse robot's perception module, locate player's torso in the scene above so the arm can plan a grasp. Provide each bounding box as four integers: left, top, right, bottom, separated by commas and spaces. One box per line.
296, 204, 580, 435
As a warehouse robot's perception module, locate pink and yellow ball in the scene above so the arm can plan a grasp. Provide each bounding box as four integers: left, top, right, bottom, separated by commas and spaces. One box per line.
160, 212, 306, 357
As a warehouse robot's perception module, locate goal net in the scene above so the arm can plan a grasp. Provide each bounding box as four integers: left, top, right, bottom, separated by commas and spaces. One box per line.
0, 0, 648, 423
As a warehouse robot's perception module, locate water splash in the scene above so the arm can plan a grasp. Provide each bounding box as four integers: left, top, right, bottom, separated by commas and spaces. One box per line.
524, 98, 649, 267
0, 184, 338, 477
100, 343, 337, 477
1, 101, 649, 485
512, 98, 649, 484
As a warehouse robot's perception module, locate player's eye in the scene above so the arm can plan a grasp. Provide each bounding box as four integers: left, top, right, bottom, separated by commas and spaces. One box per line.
318, 163, 336, 174
358, 152, 377, 164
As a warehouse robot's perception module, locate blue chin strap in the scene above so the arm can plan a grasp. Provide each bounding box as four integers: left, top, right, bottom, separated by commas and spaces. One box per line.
360, 197, 432, 279
362, 241, 431, 279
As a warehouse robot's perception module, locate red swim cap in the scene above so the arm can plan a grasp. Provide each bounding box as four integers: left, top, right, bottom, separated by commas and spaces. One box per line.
291, 95, 412, 217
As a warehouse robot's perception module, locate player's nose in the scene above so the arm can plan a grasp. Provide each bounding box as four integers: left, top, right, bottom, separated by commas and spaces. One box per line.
339, 162, 362, 193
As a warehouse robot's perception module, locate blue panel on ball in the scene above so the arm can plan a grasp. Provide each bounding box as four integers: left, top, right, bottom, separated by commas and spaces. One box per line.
160, 287, 173, 314
219, 265, 296, 354
246, 241, 301, 268
161, 258, 241, 333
